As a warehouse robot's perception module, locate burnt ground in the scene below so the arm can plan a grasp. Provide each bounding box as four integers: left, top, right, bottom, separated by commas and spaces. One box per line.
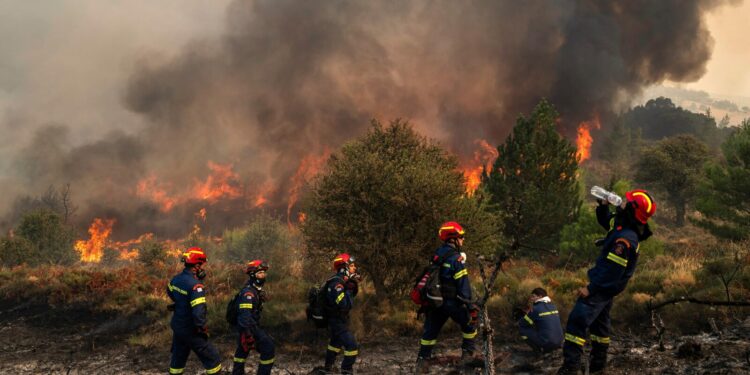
1, 302, 750, 374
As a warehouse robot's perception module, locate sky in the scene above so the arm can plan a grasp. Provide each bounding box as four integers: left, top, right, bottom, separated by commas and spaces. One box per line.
681, 0, 750, 99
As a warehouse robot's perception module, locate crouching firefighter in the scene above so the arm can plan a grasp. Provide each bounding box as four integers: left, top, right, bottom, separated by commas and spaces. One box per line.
416, 221, 480, 372
317, 253, 360, 374
558, 190, 656, 374
517, 287, 563, 354
166, 247, 223, 375
231, 260, 275, 375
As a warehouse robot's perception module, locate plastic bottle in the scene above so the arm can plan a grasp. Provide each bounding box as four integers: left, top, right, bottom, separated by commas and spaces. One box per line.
590, 186, 622, 206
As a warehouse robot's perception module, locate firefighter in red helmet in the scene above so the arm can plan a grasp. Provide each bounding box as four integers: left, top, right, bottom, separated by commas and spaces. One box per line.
558, 190, 656, 374
314, 253, 361, 374
166, 247, 223, 375
416, 222, 480, 373
229, 260, 275, 375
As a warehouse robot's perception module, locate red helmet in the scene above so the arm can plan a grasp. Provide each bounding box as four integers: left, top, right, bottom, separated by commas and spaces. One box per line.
439, 221, 465, 241
245, 259, 269, 275
626, 189, 656, 224
182, 247, 207, 265
333, 253, 355, 271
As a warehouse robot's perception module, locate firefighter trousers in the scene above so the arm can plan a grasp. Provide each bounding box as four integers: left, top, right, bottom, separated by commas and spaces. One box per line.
561, 294, 613, 369
325, 317, 358, 373
417, 301, 477, 359
232, 326, 275, 375
168, 330, 222, 374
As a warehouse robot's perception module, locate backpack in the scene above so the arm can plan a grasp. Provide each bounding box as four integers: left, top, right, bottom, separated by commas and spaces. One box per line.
225, 292, 241, 325
305, 282, 329, 328
410, 250, 457, 308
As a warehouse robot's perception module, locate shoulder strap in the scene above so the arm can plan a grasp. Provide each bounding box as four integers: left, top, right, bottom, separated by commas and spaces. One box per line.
434, 248, 459, 264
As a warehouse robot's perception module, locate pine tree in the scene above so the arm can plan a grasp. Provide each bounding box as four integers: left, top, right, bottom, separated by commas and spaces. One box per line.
636, 135, 710, 226
484, 100, 580, 254
696, 120, 750, 240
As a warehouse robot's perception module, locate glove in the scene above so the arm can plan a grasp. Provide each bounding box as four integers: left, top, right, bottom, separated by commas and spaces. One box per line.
349, 273, 363, 283
345, 280, 359, 296
468, 304, 479, 326
241, 332, 256, 351
258, 289, 269, 303
167, 303, 175, 312
512, 307, 526, 321
195, 326, 209, 339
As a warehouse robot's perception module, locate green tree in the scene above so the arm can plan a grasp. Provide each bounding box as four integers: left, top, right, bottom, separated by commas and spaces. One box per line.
484, 100, 580, 254
138, 237, 169, 267
621, 97, 725, 148
0, 209, 77, 266
302, 120, 502, 299
696, 120, 750, 240
219, 214, 291, 265
636, 135, 710, 226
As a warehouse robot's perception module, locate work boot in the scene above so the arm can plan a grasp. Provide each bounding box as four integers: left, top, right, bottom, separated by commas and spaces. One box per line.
589, 359, 607, 374
460, 350, 484, 367
340, 369, 354, 375
415, 357, 433, 374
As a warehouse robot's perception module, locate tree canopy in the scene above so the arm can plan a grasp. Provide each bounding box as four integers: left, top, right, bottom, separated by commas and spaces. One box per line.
301, 119, 501, 299
484, 99, 580, 254
636, 135, 710, 226
696, 120, 750, 240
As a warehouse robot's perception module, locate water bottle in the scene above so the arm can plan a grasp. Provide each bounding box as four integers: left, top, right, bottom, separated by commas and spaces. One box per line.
590, 186, 622, 206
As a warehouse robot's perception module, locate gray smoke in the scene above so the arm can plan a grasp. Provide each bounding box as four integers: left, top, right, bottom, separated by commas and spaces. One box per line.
3, 0, 739, 238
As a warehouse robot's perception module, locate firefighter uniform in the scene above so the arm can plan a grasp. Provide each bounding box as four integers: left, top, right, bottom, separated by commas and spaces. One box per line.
518, 296, 564, 353
323, 273, 359, 374
167, 268, 222, 375
417, 243, 477, 359
561, 204, 641, 371
232, 282, 275, 375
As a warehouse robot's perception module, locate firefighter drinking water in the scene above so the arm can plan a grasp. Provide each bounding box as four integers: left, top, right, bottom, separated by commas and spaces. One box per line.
558, 189, 656, 374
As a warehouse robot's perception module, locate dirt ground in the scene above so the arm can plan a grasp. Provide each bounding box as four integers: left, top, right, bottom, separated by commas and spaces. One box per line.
2, 302, 750, 374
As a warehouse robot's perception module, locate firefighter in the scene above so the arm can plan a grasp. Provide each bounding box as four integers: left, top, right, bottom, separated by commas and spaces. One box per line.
231, 260, 275, 375
517, 287, 563, 353
166, 247, 223, 375
315, 253, 360, 375
416, 221, 480, 373
558, 190, 656, 374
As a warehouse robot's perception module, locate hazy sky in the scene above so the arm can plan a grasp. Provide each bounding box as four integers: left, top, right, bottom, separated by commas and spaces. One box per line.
683, 0, 750, 98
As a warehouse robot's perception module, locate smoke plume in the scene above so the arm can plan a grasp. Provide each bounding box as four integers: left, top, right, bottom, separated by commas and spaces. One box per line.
2, 0, 738, 238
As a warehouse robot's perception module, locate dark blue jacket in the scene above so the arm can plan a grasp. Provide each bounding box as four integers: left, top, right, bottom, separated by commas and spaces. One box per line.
588, 205, 640, 297
435, 243, 472, 303
324, 272, 355, 317
167, 268, 208, 333
237, 281, 264, 334
518, 298, 564, 349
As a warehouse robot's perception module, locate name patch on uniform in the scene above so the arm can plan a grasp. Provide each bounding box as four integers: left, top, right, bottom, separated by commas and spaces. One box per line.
335, 283, 344, 292
196, 287, 203, 293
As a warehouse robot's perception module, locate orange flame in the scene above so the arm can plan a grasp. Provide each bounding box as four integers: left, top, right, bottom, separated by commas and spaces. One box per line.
118, 249, 140, 260
75, 218, 115, 263
287, 149, 330, 225
136, 175, 178, 212
193, 161, 243, 202
196, 208, 207, 221
462, 139, 499, 196
576, 115, 601, 163
298, 212, 307, 223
